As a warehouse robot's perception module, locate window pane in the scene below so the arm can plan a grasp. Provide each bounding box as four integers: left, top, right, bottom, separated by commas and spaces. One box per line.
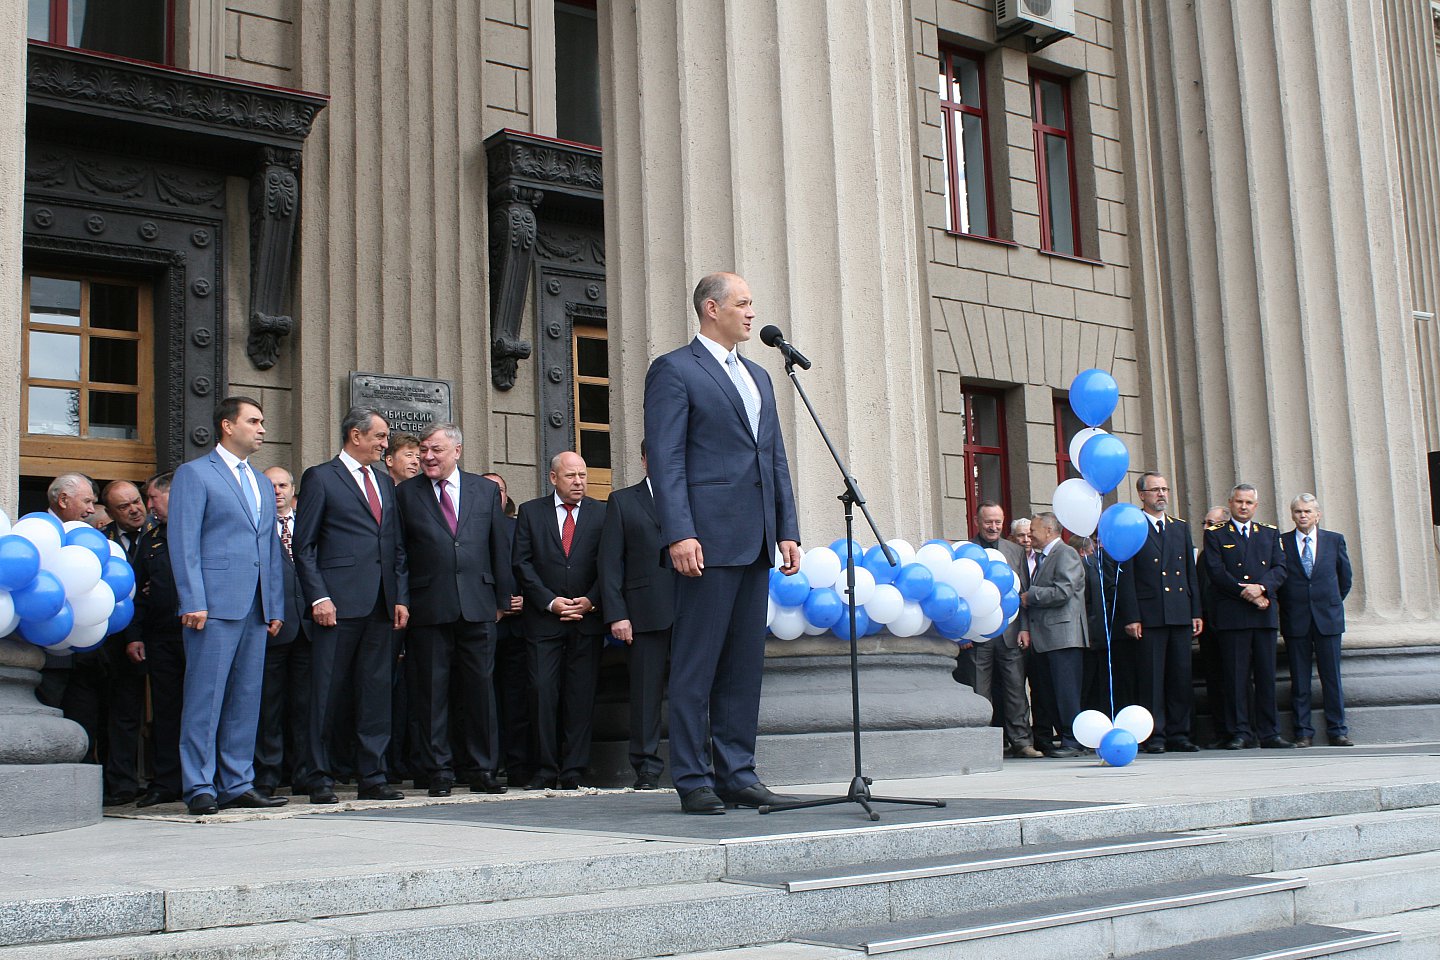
555, 3, 602, 146
1057, 401, 1084, 440
91, 338, 139, 385
27, 0, 49, 40
1044, 134, 1076, 255
1039, 78, 1067, 129
579, 429, 610, 469
70, 0, 167, 62
952, 54, 982, 109
28, 386, 80, 436
577, 382, 609, 425
29, 276, 81, 326
974, 453, 1003, 504
29, 331, 81, 381
967, 392, 1000, 447
575, 336, 607, 378
91, 283, 139, 331
956, 113, 989, 235
940, 111, 954, 233
89, 392, 139, 440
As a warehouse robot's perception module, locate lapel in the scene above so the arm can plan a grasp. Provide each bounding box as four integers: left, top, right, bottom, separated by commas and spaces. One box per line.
544, 495, 566, 553
636, 480, 657, 524
417, 475, 448, 531
690, 338, 756, 444
455, 472, 479, 533
332, 456, 377, 524
209, 450, 258, 529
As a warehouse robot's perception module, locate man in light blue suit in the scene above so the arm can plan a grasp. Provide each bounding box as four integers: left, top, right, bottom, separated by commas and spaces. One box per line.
168, 396, 287, 815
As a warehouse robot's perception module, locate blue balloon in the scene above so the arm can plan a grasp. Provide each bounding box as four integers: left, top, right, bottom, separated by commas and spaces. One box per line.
935, 599, 972, 639
0, 534, 41, 591
11, 570, 66, 622
983, 620, 1009, 640
864, 616, 884, 636
953, 542, 988, 564
921, 582, 961, 622
829, 538, 861, 565
1069, 368, 1120, 427
21, 511, 65, 538
769, 568, 784, 594
922, 539, 952, 550
1000, 589, 1020, 620
984, 559, 1016, 591
65, 525, 111, 568
1078, 433, 1130, 494
18, 602, 74, 648
1098, 727, 1139, 766
861, 544, 902, 584
102, 557, 136, 602
107, 596, 135, 636
1098, 503, 1150, 562
803, 587, 845, 628
893, 563, 935, 602
772, 570, 810, 607
831, 606, 871, 641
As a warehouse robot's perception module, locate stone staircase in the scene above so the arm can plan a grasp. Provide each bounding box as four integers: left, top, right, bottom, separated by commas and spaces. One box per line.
6, 791, 1440, 959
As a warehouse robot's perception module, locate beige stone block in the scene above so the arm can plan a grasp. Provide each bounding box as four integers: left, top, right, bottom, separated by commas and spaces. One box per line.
228, 0, 293, 18
1099, 230, 1129, 266
925, 156, 947, 196
1048, 255, 1095, 290
954, 236, 1010, 274
913, 0, 939, 25
1007, 246, 1051, 282
1112, 265, 1131, 299
1003, 76, 1031, 115
1074, 12, 1099, 44
1090, 264, 1114, 296
943, 453, 968, 499
941, 497, 969, 538
1033, 42, 1084, 75
238, 12, 292, 69
1022, 383, 1054, 422
1033, 282, 1076, 319
1012, 211, 1041, 249
483, 0, 517, 26
485, 20, 530, 69
984, 307, 1015, 382
1093, 167, 1126, 204
484, 61, 520, 111
1011, 181, 1039, 216
959, 301, 992, 379
987, 274, 1033, 311
1003, 308, 1030, 372
939, 371, 964, 411
936, 409, 965, 453
1029, 463, 1059, 502
1027, 426, 1059, 464
226, 10, 240, 58
921, 192, 948, 234
930, 228, 960, 267
1090, 104, 1120, 140
506, 413, 536, 467
1006, 113, 1032, 149
936, 0, 989, 38
1007, 142, 1036, 183
1075, 289, 1126, 327
932, 323, 959, 368
1042, 315, 1066, 386
1108, 199, 1128, 234
918, 19, 938, 58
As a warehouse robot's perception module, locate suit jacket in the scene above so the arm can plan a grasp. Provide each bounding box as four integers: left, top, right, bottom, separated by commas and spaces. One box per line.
105, 517, 156, 564
1020, 540, 1088, 653
643, 337, 800, 567
1116, 515, 1201, 627
1083, 551, 1122, 649
1276, 527, 1351, 637
513, 494, 606, 638
1202, 519, 1287, 630
293, 456, 409, 619
270, 513, 305, 646
598, 479, 676, 634
167, 449, 284, 623
126, 521, 180, 643
396, 471, 513, 626
971, 536, 1028, 649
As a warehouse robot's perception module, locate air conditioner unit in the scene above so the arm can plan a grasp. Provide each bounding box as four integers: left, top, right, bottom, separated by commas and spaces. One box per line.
995, 0, 1076, 39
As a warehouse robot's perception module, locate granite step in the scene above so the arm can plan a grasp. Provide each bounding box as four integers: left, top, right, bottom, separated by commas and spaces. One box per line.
1111, 924, 1399, 960
1279, 849, 1440, 924
1224, 806, 1440, 871
1346, 905, 1440, 960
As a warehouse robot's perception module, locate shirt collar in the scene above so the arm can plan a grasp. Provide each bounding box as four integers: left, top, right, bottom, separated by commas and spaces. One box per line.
434, 469, 459, 489
553, 491, 578, 511
338, 449, 368, 475
215, 444, 246, 471
696, 331, 738, 365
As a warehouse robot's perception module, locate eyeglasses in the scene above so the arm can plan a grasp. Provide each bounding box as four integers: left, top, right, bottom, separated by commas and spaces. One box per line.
1141, 486, 1170, 494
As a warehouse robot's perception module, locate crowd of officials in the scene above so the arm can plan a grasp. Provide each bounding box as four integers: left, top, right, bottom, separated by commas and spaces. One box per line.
962, 475, 1355, 758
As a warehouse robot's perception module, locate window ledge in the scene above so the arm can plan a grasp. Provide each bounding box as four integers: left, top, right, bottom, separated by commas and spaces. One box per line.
949, 232, 1020, 248
1039, 249, 1105, 267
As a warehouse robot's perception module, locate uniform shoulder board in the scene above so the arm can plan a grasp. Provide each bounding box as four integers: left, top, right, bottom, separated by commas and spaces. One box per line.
1257, 521, 1277, 529
1204, 522, 1225, 530
1166, 514, 1181, 523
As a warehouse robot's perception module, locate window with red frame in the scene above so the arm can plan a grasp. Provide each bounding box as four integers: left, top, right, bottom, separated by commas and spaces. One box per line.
1031, 71, 1081, 256
961, 387, 1011, 538
27, 0, 173, 65
1054, 397, 1084, 484
938, 47, 996, 238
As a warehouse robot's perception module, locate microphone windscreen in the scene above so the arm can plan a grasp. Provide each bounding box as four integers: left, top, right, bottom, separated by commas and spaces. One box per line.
759, 325, 784, 346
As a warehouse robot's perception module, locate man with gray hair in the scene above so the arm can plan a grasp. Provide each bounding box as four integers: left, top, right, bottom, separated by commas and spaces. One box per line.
1276, 494, 1354, 747
47, 472, 97, 523
1018, 512, 1088, 757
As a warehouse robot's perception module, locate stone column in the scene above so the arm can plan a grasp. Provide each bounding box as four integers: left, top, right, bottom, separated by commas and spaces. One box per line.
1116, 0, 1440, 645
1, 0, 22, 513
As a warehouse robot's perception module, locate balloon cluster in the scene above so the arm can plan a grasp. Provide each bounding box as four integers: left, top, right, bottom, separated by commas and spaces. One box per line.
767, 538, 1021, 643
1051, 368, 1149, 564
0, 510, 135, 654
1074, 705, 1153, 768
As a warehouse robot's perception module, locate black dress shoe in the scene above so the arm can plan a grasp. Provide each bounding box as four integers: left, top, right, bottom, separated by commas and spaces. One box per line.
680, 786, 726, 815
1293, 736, 1313, 748
1141, 741, 1166, 755
470, 772, 507, 794
1260, 736, 1296, 749
557, 778, 581, 791
716, 782, 797, 808
1167, 740, 1201, 753
1045, 746, 1082, 758
427, 779, 454, 798
187, 794, 219, 816
103, 790, 138, 806
357, 784, 405, 801
632, 777, 659, 791
1219, 736, 1246, 750
220, 789, 288, 810
309, 789, 339, 804
135, 789, 181, 808
524, 776, 555, 790
1330, 735, 1355, 747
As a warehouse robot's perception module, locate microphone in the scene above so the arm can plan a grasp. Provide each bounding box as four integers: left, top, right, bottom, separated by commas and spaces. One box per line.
759, 325, 813, 370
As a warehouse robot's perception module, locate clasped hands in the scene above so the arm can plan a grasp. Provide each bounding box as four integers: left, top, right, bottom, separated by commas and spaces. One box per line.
1240, 583, 1269, 609
549, 596, 593, 621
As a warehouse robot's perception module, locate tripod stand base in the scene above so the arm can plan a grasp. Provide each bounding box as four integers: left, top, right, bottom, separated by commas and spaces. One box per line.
760, 776, 946, 821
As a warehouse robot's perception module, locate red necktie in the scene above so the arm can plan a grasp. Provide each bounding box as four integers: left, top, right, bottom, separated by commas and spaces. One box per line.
278, 514, 293, 560
438, 480, 459, 535
561, 503, 575, 556
361, 466, 383, 525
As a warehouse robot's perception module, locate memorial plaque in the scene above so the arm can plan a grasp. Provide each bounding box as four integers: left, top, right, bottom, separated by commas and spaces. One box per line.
349, 372, 453, 438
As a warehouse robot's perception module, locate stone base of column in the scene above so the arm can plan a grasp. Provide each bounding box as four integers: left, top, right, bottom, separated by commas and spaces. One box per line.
0, 764, 101, 837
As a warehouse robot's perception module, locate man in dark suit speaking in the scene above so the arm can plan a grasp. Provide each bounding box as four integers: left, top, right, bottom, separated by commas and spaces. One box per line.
1277, 493, 1354, 747
644, 272, 801, 815
396, 421, 513, 795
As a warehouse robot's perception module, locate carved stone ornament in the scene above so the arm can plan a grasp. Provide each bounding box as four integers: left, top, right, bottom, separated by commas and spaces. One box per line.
246, 149, 302, 369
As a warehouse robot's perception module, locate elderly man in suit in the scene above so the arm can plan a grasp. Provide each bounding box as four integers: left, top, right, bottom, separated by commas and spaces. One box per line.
644, 272, 802, 815
599, 440, 677, 790
965, 501, 1039, 758
395, 422, 513, 796
1204, 483, 1293, 750
167, 397, 287, 815
294, 407, 410, 804
514, 452, 605, 790
1116, 472, 1203, 753
1017, 512, 1088, 758
1278, 494, 1354, 747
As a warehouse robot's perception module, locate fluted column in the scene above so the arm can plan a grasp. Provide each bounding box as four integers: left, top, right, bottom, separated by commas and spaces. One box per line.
1, 0, 21, 513
1116, 0, 1440, 643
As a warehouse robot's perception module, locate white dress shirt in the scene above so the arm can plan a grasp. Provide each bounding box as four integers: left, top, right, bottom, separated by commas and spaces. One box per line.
338, 449, 380, 498
554, 491, 581, 533
696, 331, 760, 408
215, 443, 262, 520
434, 469, 460, 515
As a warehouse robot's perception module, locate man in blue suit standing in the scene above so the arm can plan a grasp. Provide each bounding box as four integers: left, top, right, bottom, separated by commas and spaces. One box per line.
1277, 494, 1354, 747
644, 272, 802, 815
167, 397, 287, 815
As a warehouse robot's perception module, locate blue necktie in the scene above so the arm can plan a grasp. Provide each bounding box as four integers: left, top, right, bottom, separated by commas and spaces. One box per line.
726, 353, 760, 438
237, 461, 260, 525
1301, 534, 1313, 577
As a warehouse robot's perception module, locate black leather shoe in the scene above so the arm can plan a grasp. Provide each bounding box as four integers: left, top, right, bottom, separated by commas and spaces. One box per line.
1219, 736, 1246, 750
680, 786, 726, 815
716, 782, 797, 808
428, 779, 454, 798
357, 784, 405, 801
470, 772, 507, 794
1141, 741, 1166, 755
220, 789, 288, 809
524, 776, 555, 790
103, 790, 138, 806
135, 788, 181, 808
557, 778, 581, 791
1330, 735, 1355, 747
309, 789, 339, 804
632, 777, 659, 791
1045, 746, 1082, 758
1167, 740, 1201, 753
1293, 736, 1313, 748
187, 794, 219, 816
1260, 736, 1296, 749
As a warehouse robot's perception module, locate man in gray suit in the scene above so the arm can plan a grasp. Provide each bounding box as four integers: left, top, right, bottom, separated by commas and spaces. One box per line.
966, 501, 1039, 758
1018, 512, 1088, 758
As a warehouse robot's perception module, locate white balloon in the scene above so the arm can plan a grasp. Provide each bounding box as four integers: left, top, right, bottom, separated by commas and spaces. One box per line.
62, 520, 91, 533
64, 619, 109, 649
0, 508, 10, 536
770, 605, 807, 641
884, 539, 916, 565
766, 596, 776, 628
984, 547, 1007, 565
1069, 426, 1108, 467
889, 602, 928, 637
941, 557, 985, 597
0, 606, 19, 638
11, 517, 64, 567
49, 544, 103, 597
865, 583, 905, 624
108, 539, 126, 560
915, 543, 954, 579
0, 591, 13, 631
802, 618, 830, 636
1073, 710, 1114, 749
970, 604, 1004, 636
71, 582, 117, 627
1053, 477, 1103, 537
966, 579, 1002, 618
1114, 704, 1155, 743
799, 547, 843, 589
838, 565, 876, 607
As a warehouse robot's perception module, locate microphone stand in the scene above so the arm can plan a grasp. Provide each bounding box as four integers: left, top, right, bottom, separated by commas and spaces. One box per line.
760, 354, 946, 821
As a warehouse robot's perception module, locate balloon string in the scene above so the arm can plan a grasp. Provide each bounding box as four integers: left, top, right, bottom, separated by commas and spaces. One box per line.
1100, 553, 1120, 721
